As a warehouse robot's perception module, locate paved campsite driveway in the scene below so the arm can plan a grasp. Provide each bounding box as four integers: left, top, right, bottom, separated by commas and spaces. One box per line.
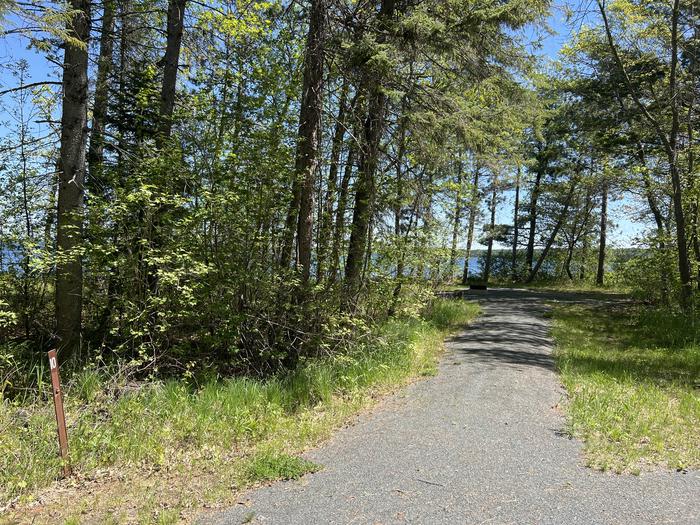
202, 288, 700, 525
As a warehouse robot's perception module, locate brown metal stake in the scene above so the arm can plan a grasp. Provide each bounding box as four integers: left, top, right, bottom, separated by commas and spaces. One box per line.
48, 349, 71, 477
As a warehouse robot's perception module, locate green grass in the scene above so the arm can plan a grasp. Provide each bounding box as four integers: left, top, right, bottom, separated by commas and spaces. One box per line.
552, 303, 700, 473
243, 450, 320, 483
438, 279, 628, 295
518, 280, 628, 294
0, 298, 479, 522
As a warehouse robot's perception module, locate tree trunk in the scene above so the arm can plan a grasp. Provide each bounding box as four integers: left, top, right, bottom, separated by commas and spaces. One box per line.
56, 0, 91, 363
448, 159, 463, 281
669, 161, 692, 305
390, 110, 408, 312
644, 178, 671, 305
484, 181, 497, 283
579, 236, 588, 281
525, 165, 543, 272
461, 161, 480, 284
666, 0, 692, 306
294, 0, 327, 285
511, 163, 520, 280
328, 145, 354, 284
596, 181, 608, 286
421, 173, 435, 280
564, 241, 574, 280
342, 0, 395, 309
157, 0, 187, 145
579, 188, 593, 280
688, 18, 699, 289
316, 80, 348, 282
598, 0, 692, 307
145, 0, 187, 306
87, 0, 115, 180
615, 91, 672, 303
116, 0, 131, 161
526, 182, 577, 283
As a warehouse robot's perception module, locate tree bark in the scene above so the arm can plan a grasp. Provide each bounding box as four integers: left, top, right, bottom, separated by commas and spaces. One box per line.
511, 163, 520, 280
343, 0, 395, 309
342, 102, 382, 305
88, 0, 115, 178
526, 182, 577, 283
596, 181, 608, 286
294, 0, 326, 285
157, 0, 187, 145
484, 180, 497, 283
448, 159, 463, 281
461, 161, 480, 284
56, 0, 91, 362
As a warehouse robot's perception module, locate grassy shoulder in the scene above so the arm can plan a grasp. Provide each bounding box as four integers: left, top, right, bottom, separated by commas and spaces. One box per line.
438, 280, 629, 295
1, 298, 479, 524
552, 303, 700, 473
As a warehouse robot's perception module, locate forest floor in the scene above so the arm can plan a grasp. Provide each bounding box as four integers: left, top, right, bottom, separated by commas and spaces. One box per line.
200, 288, 700, 525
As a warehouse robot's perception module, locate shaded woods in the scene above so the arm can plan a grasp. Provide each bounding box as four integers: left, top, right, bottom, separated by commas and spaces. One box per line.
0, 0, 698, 383
1, 0, 548, 381
1, 0, 699, 518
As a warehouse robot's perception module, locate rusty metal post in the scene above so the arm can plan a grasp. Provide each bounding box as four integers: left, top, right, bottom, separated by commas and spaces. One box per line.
47, 349, 71, 477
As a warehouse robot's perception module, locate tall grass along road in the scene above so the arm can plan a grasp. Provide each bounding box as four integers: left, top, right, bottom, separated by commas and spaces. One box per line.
553, 302, 700, 473
1, 298, 478, 523
202, 289, 699, 525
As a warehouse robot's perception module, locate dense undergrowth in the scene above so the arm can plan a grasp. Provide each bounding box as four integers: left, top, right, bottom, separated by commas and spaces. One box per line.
0, 297, 479, 522
552, 303, 700, 473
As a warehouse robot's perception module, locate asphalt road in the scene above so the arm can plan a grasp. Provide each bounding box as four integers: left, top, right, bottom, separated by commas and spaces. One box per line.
201, 288, 700, 525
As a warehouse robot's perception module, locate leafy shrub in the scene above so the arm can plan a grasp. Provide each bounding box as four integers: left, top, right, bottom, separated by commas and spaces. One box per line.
0, 297, 479, 504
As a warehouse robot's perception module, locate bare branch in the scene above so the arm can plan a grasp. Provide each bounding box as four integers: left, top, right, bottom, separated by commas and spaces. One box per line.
0, 81, 61, 97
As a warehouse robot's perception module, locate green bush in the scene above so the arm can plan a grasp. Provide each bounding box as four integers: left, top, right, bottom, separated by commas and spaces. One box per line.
0, 297, 479, 505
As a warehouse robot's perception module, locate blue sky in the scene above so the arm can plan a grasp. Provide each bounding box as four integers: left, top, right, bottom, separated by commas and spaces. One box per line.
482, 1, 647, 250
0, 13, 60, 149
542, 2, 648, 249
